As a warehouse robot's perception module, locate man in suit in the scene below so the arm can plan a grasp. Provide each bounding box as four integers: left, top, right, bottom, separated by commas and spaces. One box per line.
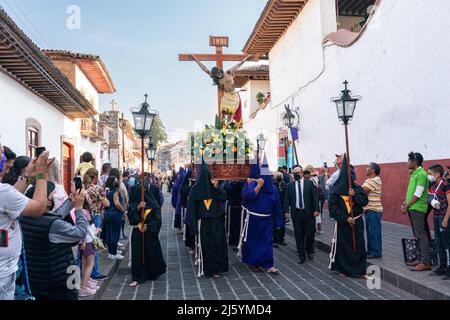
284, 166, 320, 264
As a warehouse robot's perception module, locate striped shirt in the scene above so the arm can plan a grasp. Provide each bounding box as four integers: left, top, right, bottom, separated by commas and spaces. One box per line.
363, 176, 383, 212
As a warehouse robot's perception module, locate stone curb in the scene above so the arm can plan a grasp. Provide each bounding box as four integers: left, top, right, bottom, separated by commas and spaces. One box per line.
285, 227, 449, 300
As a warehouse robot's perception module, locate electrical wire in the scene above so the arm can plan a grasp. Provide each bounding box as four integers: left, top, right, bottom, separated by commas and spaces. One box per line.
0, 0, 41, 46
0, 3, 95, 119
10, 0, 52, 48
0, 18, 94, 119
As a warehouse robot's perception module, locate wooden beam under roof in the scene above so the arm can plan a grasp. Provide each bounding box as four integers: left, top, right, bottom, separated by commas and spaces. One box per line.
243, 0, 308, 55
0, 8, 97, 118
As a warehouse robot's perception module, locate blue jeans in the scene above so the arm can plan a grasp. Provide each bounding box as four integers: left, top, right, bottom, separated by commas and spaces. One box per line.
365, 210, 383, 257
105, 212, 122, 255
91, 215, 103, 277
433, 215, 448, 268
121, 218, 126, 238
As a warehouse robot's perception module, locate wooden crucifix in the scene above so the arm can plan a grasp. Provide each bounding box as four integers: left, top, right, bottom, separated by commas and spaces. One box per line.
179, 36, 258, 123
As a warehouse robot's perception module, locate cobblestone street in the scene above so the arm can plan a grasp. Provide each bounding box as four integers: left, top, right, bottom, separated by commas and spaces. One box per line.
100, 195, 418, 300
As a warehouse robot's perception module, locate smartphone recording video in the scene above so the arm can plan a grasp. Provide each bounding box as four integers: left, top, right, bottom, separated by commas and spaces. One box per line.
74, 177, 83, 191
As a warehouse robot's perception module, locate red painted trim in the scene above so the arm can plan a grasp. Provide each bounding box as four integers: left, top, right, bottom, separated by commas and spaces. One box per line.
352, 158, 450, 226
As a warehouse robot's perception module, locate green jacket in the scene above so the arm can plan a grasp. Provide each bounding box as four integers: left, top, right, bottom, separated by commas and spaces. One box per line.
406, 167, 429, 213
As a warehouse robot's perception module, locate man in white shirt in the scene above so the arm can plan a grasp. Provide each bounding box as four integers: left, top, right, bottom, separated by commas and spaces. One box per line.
0, 151, 54, 300
326, 154, 344, 191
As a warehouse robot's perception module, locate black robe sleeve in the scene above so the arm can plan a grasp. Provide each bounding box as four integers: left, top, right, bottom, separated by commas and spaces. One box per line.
351, 185, 369, 217
328, 193, 349, 224
212, 186, 227, 202
352, 185, 369, 207
180, 184, 191, 205
151, 185, 163, 208
188, 199, 199, 236
127, 186, 141, 226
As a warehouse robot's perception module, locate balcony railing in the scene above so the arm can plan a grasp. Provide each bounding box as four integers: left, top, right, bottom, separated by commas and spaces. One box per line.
96, 123, 107, 143
80, 118, 105, 142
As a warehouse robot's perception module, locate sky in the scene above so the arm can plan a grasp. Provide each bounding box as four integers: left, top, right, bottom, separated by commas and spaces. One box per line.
0, 0, 267, 142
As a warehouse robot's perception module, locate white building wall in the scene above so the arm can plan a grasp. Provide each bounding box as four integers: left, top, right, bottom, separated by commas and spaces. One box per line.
0, 69, 104, 173
241, 82, 252, 123
247, 0, 450, 168
242, 79, 276, 169
0, 71, 66, 158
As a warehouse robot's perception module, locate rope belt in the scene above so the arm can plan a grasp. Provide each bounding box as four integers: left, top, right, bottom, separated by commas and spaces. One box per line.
328, 215, 362, 269
197, 220, 204, 278
128, 227, 136, 267
182, 207, 186, 241
237, 207, 271, 257
194, 234, 198, 266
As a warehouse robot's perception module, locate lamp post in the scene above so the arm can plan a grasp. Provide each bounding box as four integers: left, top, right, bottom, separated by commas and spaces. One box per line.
131, 93, 158, 263
281, 136, 288, 168
146, 138, 156, 174
331, 80, 362, 253
256, 133, 267, 164
283, 105, 300, 167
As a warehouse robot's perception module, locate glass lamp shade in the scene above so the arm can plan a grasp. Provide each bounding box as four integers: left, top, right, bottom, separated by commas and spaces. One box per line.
335, 98, 357, 123
344, 99, 357, 118
132, 102, 156, 137
257, 135, 267, 150
335, 100, 344, 118
146, 147, 156, 161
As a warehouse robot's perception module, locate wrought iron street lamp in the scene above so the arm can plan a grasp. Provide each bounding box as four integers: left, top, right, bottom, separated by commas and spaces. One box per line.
131, 93, 158, 264
132, 94, 157, 138
146, 139, 156, 173
331, 81, 361, 126
283, 104, 300, 166
330, 80, 362, 253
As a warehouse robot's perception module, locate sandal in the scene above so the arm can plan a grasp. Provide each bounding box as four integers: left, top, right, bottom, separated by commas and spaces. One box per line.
266, 267, 279, 274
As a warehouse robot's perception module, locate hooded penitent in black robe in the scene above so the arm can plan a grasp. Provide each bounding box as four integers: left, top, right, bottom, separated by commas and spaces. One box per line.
223, 181, 244, 247
128, 182, 166, 283
188, 162, 229, 277
180, 169, 195, 250
329, 155, 369, 277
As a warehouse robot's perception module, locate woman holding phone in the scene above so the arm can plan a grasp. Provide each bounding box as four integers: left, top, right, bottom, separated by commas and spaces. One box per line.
104, 176, 125, 260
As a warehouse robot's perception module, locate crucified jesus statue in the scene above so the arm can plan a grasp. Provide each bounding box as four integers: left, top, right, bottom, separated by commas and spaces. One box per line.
190, 54, 253, 93
190, 54, 253, 126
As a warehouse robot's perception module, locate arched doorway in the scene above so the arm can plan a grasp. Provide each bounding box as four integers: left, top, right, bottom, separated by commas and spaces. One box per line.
62, 142, 74, 193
